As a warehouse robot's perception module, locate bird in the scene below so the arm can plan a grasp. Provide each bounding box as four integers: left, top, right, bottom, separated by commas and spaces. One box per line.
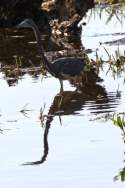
17, 18, 87, 91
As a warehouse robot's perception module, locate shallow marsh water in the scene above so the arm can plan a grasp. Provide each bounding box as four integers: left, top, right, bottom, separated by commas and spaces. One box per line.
0, 5, 125, 188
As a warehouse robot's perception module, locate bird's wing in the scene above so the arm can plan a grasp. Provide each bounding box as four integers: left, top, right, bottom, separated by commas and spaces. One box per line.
52, 58, 85, 77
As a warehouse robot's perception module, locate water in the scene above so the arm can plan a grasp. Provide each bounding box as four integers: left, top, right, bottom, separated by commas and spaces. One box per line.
81, 4, 125, 60
0, 5, 125, 188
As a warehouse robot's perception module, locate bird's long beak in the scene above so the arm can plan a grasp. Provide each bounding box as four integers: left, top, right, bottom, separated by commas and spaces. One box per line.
16, 20, 28, 29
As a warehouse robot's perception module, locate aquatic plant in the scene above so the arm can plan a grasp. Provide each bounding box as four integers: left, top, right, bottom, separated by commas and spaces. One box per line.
114, 167, 125, 182
103, 47, 125, 77
112, 113, 125, 141
95, 0, 125, 4
89, 2, 125, 25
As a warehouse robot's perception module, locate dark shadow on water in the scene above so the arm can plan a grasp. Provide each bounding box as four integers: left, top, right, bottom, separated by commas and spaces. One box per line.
0, 28, 82, 67
22, 82, 120, 165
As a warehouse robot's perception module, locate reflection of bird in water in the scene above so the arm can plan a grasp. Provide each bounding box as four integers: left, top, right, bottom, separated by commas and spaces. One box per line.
47, 84, 108, 116
23, 116, 51, 165
17, 18, 90, 91
23, 84, 106, 165
23, 81, 121, 165
70, 67, 103, 89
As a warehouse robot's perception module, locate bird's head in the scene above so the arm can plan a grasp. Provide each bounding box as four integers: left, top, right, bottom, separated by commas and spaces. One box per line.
16, 18, 35, 29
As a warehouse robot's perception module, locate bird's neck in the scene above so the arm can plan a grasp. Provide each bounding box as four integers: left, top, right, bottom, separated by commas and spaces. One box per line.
32, 26, 54, 74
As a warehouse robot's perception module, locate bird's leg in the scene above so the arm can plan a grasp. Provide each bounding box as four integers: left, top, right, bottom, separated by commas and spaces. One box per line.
81, 71, 88, 85
85, 72, 88, 83
59, 79, 64, 93
77, 75, 82, 88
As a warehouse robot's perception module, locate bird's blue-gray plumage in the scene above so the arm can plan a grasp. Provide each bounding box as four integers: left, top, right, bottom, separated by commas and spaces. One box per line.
51, 57, 85, 78
17, 19, 86, 91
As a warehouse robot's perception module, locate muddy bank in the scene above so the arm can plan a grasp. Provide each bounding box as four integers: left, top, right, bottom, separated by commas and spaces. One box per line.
0, 0, 94, 35
42, 0, 94, 35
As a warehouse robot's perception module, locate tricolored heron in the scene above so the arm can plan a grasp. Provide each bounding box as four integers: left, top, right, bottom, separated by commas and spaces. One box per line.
17, 18, 87, 91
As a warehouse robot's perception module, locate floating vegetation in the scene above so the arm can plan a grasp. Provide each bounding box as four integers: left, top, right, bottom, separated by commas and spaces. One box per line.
20, 104, 32, 117
90, 112, 113, 122
90, 112, 125, 142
